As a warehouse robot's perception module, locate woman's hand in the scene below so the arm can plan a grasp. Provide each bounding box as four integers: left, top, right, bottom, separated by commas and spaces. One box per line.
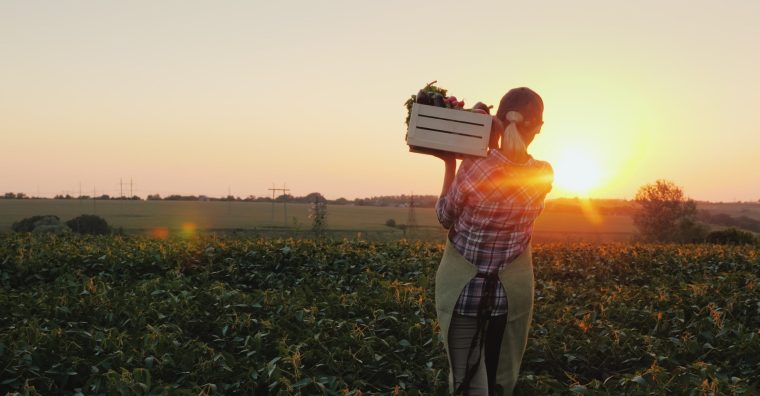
431, 150, 456, 165
410, 145, 457, 164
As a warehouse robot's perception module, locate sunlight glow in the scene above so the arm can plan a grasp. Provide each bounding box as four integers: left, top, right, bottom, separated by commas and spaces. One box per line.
552, 148, 603, 197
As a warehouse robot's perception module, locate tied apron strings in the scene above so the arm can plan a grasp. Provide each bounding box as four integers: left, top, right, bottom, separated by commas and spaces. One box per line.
454, 272, 499, 396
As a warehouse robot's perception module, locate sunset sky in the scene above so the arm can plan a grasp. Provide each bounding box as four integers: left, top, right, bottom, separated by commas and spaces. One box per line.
2, 1, 759, 201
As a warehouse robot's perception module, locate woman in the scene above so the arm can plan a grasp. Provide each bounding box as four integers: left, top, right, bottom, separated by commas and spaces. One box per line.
433, 87, 553, 396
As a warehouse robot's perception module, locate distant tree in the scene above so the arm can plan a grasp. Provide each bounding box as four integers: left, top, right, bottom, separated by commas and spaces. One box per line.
706, 228, 757, 245
303, 192, 326, 203
275, 194, 293, 202
633, 180, 707, 243
333, 197, 349, 205
385, 218, 397, 228
5, 192, 28, 199
147, 194, 162, 200
309, 195, 328, 237
165, 195, 199, 201
65, 215, 111, 235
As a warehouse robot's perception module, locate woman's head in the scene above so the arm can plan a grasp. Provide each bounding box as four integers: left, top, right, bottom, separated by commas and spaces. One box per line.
495, 87, 544, 154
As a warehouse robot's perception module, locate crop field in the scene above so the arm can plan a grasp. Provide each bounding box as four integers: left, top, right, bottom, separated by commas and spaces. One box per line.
1, 234, 758, 395
0, 200, 635, 242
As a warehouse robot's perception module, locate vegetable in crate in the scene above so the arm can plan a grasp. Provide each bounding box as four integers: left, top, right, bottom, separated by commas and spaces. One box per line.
404, 81, 491, 126
432, 93, 446, 107
403, 80, 448, 126
416, 90, 431, 105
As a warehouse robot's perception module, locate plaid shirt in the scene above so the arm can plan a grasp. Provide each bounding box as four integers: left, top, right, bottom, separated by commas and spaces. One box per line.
436, 149, 553, 317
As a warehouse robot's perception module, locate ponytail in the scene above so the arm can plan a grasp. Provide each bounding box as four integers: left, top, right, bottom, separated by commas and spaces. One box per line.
502, 111, 527, 155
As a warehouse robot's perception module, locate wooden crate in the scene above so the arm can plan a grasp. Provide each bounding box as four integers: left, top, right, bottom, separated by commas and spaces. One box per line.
406, 103, 492, 157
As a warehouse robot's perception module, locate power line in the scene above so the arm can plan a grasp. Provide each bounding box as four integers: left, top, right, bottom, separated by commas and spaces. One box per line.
268, 183, 290, 226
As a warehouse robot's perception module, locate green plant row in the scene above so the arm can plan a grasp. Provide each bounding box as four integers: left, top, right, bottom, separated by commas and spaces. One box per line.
1, 234, 759, 395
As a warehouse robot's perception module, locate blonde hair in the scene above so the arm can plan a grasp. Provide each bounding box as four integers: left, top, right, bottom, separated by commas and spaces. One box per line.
502, 111, 527, 154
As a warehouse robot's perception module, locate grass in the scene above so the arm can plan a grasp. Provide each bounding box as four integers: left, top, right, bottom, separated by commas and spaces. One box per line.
0, 199, 636, 242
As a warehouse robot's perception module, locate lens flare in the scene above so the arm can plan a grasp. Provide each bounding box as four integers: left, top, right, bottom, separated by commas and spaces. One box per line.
150, 227, 169, 239
181, 222, 197, 238
579, 198, 603, 225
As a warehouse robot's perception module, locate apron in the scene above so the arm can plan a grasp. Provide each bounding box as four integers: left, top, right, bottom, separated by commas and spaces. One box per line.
435, 240, 534, 395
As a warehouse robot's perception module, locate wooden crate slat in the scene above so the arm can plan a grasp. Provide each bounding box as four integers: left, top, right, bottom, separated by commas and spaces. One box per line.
406, 103, 492, 157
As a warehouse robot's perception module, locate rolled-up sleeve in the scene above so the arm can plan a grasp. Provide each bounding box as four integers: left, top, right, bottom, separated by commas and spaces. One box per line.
435, 163, 471, 229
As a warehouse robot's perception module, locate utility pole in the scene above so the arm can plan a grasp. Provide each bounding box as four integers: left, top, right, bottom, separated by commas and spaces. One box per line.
407, 193, 418, 238
267, 183, 290, 226
283, 183, 288, 224
269, 183, 275, 223
120, 178, 123, 198
130, 178, 133, 198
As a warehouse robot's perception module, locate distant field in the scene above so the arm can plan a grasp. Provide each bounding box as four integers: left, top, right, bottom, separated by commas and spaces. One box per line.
0, 199, 636, 242
697, 201, 760, 219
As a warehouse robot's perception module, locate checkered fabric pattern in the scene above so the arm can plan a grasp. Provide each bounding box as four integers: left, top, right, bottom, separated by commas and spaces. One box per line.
436, 149, 553, 317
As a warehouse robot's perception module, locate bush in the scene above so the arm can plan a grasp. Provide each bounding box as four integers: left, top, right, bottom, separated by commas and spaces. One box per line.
385, 218, 397, 228
673, 218, 709, 243
11, 215, 64, 233
309, 198, 328, 237
706, 228, 757, 245
33, 223, 71, 235
65, 214, 111, 235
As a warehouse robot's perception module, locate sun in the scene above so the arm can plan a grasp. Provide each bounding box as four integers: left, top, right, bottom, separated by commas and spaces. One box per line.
551, 148, 603, 196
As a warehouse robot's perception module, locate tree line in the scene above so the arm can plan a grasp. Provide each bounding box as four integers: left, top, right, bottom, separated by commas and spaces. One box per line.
0, 191, 437, 207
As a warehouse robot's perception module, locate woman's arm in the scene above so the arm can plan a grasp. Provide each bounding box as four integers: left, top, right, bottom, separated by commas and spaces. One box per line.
433, 151, 462, 229
437, 153, 457, 197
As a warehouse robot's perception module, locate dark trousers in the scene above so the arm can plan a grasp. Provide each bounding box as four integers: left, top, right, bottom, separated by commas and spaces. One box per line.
449, 313, 508, 395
